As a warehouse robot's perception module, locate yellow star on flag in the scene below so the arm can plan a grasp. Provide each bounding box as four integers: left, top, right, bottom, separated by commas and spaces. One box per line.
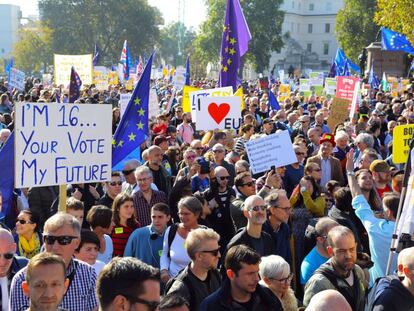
229, 48, 236, 55
223, 25, 227, 32
229, 37, 236, 45
138, 108, 145, 116
137, 121, 144, 130
222, 66, 228, 72
227, 59, 232, 65
112, 138, 116, 146
134, 97, 141, 105
128, 132, 136, 141
117, 140, 124, 147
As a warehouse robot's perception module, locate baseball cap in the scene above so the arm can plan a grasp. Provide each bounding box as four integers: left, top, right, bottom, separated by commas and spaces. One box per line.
369, 160, 392, 173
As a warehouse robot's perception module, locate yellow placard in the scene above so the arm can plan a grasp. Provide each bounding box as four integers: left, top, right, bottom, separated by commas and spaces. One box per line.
54, 54, 93, 86
234, 87, 245, 110
393, 124, 414, 164
108, 71, 119, 86
182, 85, 200, 112
327, 97, 350, 131
125, 78, 134, 91
278, 84, 290, 102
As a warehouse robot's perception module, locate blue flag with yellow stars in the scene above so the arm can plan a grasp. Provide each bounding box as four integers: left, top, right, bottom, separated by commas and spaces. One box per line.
112, 53, 154, 168
219, 0, 251, 92
382, 28, 414, 55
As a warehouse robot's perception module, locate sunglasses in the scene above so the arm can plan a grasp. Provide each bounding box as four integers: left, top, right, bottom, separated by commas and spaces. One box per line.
218, 176, 230, 181
213, 149, 224, 153
0, 253, 14, 260
43, 235, 78, 246
109, 181, 123, 186
295, 152, 306, 156
201, 248, 220, 256
125, 295, 159, 311
248, 205, 267, 212
312, 168, 322, 172
195, 147, 204, 150
122, 169, 135, 175
16, 219, 33, 225
241, 181, 255, 187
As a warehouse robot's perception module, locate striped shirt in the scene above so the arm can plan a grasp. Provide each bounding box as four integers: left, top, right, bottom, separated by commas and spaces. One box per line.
234, 137, 248, 154
133, 190, 167, 227
111, 224, 139, 257
9, 259, 98, 311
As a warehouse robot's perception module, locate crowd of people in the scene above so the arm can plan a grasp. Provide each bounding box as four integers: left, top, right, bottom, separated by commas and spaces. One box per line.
1, 74, 414, 311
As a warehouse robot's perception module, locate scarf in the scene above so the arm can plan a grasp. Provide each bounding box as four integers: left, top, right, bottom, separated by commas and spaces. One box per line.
18, 233, 41, 259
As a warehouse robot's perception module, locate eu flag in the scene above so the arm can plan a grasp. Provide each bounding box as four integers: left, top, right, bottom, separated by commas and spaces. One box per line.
112, 53, 154, 168
0, 132, 14, 227
334, 48, 360, 76
268, 90, 281, 112
368, 61, 380, 90
185, 55, 191, 86
382, 28, 414, 55
69, 66, 82, 103
219, 0, 251, 92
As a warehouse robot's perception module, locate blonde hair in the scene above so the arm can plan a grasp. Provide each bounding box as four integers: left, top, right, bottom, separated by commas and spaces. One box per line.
185, 228, 220, 259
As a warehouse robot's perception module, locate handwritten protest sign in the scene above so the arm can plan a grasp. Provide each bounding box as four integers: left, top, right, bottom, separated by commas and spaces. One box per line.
190, 86, 233, 122
393, 124, 414, 164
172, 66, 186, 89
278, 84, 291, 102
93, 66, 109, 90
327, 98, 350, 131
54, 54, 93, 86
148, 89, 159, 119
108, 71, 119, 86
336, 76, 358, 101
195, 96, 241, 131
325, 78, 337, 95
245, 131, 297, 174
8, 68, 26, 91
15, 103, 112, 188
120, 93, 132, 118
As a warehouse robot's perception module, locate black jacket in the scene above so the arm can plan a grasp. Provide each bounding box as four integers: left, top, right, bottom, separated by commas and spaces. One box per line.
226, 227, 275, 257
200, 279, 282, 311
165, 265, 222, 311
372, 276, 414, 311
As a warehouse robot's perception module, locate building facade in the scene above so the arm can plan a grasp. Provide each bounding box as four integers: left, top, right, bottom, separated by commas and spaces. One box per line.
269, 0, 343, 74
0, 4, 22, 59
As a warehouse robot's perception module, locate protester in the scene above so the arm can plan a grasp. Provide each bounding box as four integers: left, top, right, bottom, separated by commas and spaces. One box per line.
159, 293, 190, 311
98, 171, 123, 208
74, 229, 106, 275
13, 210, 43, 259
306, 289, 352, 311
66, 197, 85, 225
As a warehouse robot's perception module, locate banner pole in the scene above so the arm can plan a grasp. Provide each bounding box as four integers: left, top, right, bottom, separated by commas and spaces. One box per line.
58, 184, 67, 212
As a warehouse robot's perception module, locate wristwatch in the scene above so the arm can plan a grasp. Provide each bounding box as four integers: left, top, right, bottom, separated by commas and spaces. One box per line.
300, 186, 307, 192
346, 171, 355, 176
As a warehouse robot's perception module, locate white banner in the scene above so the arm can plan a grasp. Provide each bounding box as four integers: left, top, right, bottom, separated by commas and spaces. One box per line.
120, 93, 132, 118
54, 54, 93, 86
149, 89, 159, 119
172, 66, 186, 89
15, 102, 112, 187
9, 68, 26, 91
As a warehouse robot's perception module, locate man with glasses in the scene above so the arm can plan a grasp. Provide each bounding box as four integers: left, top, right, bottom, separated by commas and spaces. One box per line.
98, 171, 123, 208
146, 146, 172, 195
121, 159, 140, 195
211, 144, 235, 187
10, 213, 98, 311
0, 228, 28, 310
133, 166, 167, 227
97, 257, 160, 311
226, 195, 275, 258
300, 217, 338, 285
165, 228, 221, 311
283, 145, 306, 197
190, 140, 204, 157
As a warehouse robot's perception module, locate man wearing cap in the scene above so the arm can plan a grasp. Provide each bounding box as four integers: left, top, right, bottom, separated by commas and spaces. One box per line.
369, 160, 392, 198
262, 118, 275, 135
307, 133, 345, 187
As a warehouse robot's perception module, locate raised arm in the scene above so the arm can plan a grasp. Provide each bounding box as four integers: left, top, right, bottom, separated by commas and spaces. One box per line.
346, 149, 362, 197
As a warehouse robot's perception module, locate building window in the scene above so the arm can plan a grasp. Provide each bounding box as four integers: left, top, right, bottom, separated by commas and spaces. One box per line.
307, 43, 312, 52
309, 3, 314, 11
323, 43, 329, 55
308, 24, 313, 33
325, 23, 331, 33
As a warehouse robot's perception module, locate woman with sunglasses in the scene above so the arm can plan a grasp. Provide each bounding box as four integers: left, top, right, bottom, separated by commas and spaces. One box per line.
259, 255, 298, 311
175, 148, 197, 182
111, 193, 140, 257
13, 210, 43, 259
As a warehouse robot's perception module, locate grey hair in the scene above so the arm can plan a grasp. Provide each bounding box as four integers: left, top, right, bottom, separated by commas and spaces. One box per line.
265, 189, 287, 207
334, 131, 349, 142
44, 212, 81, 236
315, 217, 338, 236
244, 195, 264, 211
185, 228, 220, 259
259, 255, 290, 280
355, 132, 374, 148
134, 166, 153, 178
178, 196, 203, 216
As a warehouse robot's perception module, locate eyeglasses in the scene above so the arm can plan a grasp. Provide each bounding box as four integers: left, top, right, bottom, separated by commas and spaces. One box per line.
16, 219, 33, 225
195, 147, 204, 150
218, 176, 230, 181
200, 248, 220, 256
274, 206, 291, 213
272, 272, 294, 284
122, 169, 135, 175
0, 253, 14, 260
125, 295, 160, 311
109, 181, 123, 186
248, 205, 267, 212
213, 149, 224, 153
241, 181, 255, 187
43, 235, 78, 246
295, 152, 306, 156
312, 168, 322, 172
137, 177, 152, 183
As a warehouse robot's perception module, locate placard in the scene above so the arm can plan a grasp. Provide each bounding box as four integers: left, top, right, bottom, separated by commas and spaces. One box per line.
149, 88, 159, 119
327, 98, 350, 131
393, 124, 414, 164
172, 66, 186, 89
54, 54, 93, 86
93, 66, 109, 91
325, 78, 337, 95
278, 84, 291, 102
15, 103, 112, 188
9, 68, 26, 91
195, 96, 241, 131
190, 87, 233, 122
245, 131, 297, 174
120, 93, 132, 118
182, 86, 200, 112
108, 71, 119, 86
336, 76, 358, 101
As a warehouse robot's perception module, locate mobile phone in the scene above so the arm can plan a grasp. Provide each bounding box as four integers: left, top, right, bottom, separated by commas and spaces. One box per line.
271, 165, 276, 173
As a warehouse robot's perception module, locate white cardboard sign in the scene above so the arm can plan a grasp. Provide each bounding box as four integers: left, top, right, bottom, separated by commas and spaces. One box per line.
120, 93, 132, 118
9, 68, 26, 91
15, 102, 112, 187
245, 131, 297, 174
148, 88, 159, 119
195, 96, 242, 131
172, 66, 186, 89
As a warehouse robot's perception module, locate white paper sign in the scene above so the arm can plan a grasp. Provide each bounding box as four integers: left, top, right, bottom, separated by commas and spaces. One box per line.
196, 96, 242, 131
120, 93, 132, 118
245, 131, 297, 174
149, 88, 159, 119
172, 66, 186, 89
189, 86, 233, 122
9, 68, 26, 91
15, 103, 112, 188
54, 54, 92, 86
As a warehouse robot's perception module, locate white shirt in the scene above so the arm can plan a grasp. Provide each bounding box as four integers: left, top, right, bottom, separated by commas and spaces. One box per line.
0, 276, 9, 311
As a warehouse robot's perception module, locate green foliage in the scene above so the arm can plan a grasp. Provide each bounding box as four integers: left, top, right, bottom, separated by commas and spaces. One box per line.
158, 22, 196, 67
193, 0, 284, 74
13, 22, 53, 73
336, 0, 380, 63
38, 0, 162, 65
375, 0, 414, 45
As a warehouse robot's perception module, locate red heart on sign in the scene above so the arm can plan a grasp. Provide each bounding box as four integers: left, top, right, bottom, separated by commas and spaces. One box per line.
208, 102, 230, 124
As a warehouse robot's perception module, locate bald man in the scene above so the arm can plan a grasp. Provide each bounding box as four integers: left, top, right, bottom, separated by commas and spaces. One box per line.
0, 228, 28, 309
146, 146, 171, 195
306, 290, 352, 311
371, 247, 414, 310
